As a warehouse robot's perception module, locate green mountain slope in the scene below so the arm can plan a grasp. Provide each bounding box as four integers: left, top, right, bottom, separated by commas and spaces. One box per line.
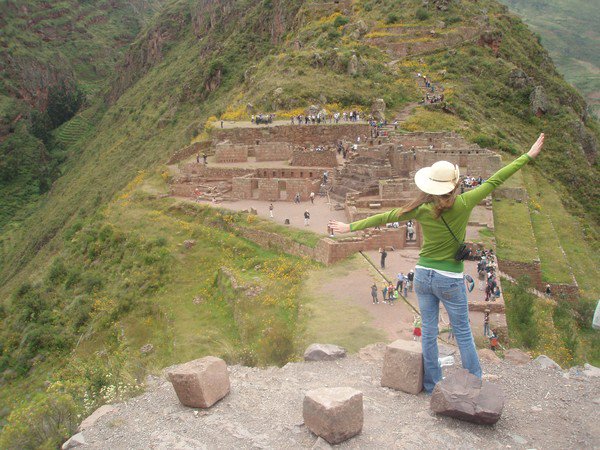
0, 0, 599, 446
498, 0, 600, 118
0, 0, 165, 228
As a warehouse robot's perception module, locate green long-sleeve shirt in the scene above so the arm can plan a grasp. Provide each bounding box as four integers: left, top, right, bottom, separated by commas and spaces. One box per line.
350, 154, 533, 272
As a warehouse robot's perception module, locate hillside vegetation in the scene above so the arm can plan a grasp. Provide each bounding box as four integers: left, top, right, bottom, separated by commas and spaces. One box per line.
0, 0, 599, 447
0, 0, 165, 228
499, 0, 600, 118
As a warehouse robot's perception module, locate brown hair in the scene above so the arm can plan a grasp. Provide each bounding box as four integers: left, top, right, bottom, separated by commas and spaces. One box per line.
396, 184, 460, 219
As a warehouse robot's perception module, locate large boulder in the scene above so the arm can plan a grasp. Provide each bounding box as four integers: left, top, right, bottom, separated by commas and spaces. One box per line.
533, 355, 561, 370
504, 348, 531, 365
478, 349, 501, 364
62, 432, 86, 449
530, 86, 549, 117
78, 404, 115, 432
381, 339, 423, 394
371, 98, 386, 121
167, 356, 230, 408
304, 343, 347, 361
430, 369, 504, 425
303, 387, 363, 445
508, 69, 532, 89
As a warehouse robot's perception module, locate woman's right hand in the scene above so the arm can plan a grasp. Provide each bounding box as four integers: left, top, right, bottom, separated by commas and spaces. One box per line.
527, 133, 545, 159
328, 220, 351, 234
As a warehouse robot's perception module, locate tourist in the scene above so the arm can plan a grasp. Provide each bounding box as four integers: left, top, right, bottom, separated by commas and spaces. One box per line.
371, 283, 378, 304
310, 192, 315, 204
407, 222, 415, 241
392, 286, 399, 305
322, 171, 329, 184
407, 270, 414, 291
328, 134, 545, 393
489, 330, 499, 352
413, 316, 422, 341
196, 153, 200, 164
388, 283, 395, 302
483, 310, 491, 337
294, 192, 301, 204
380, 247, 387, 269
202, 152, 207, 164
269, 203, 274, 218
382, 284, 388, 303
304, 210, 310, 226
403, 281, 408, 297
545, 284, 552, 297
396, 272, 405, 292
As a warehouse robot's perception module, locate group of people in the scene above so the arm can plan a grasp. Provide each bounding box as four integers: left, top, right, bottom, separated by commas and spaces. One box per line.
461, 175, 484, 188
290, 110, 363, 125
477, 251, 501, 301
424, 92, 444, 104
251, 114, 274, 124
370, 270, 415, 305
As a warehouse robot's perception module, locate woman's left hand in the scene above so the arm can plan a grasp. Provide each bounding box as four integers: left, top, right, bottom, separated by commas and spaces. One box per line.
328, 220, 351, 234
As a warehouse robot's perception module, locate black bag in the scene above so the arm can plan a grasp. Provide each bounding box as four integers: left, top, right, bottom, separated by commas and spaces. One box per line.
441, 216, 471, 262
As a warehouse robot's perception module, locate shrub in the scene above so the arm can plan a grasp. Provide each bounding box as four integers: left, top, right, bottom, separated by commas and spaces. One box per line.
386, 13, 399, 24
333, 15, 349, 28
416, 8, 430, 21
472, 134, 498, 148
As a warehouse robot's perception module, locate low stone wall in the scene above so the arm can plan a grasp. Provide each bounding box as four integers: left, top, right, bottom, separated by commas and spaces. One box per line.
231, 177, 321, 201
549, 283, 580, 302
212, 124, 371, 147
232, 226, 406, 265
254, 167, 325, 179
290, 149, 338, 167
167, 141, 211, 164
255, 143, 293, 161
180, 163, 255, 179
497, 259, 543, 291
469, 302, 505, 314
215, 143, 248, 163
379, 179, 417, 199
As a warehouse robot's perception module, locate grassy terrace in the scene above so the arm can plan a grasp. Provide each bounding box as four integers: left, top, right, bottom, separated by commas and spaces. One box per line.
522, 170, 600, 300
491, 170, 538, 263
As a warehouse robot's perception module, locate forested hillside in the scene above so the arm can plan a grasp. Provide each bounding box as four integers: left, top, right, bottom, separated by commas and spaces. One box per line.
0, 0, 598, 447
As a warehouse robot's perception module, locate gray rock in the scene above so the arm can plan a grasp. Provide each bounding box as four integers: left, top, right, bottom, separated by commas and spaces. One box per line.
62, 432, 86, 449
504, 348, 531, 365
381, 339, 423, 394
183, 239, 196, 249
371, 98, 386, 121
348, 54, 359, 76
304, 344, 347, 362
303, 387, 363, 445
530, 85, 549, 116
583, 363, 600, 377
430, 369, 504, 425
508, 69, 532, 89
140, 343, 154, 354
78, 404, 115, 431
533, 355, 561, 370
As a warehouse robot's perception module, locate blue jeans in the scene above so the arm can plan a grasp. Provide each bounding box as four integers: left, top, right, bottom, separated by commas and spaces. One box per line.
414, 268, 482, 393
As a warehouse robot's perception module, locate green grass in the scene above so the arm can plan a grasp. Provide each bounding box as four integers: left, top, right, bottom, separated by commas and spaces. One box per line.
492, 197, 538, 263
522, 170, 600, 300
299, 256, 386, 352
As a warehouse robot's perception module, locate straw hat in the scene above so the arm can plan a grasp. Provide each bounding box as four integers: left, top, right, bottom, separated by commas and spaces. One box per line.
414, 161, 460, 195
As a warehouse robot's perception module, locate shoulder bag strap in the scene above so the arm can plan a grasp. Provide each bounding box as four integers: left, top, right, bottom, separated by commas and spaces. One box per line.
440, 215, 462, 244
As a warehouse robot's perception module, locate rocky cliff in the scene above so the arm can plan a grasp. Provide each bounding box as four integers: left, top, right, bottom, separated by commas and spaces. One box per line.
68, 345, 600, 449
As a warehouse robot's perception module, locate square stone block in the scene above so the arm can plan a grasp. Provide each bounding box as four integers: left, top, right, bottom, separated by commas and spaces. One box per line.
303, 387, 363, 445
167, 356, 230, 408
381, 339, 423, 394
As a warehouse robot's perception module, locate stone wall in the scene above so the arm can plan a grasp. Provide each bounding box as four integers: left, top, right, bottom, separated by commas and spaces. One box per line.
214, 143, 248, 163
494, 187, 528, 202
290, 149, 338, 167
255, 143, 293, 161
497, 259, 543, 291
379, 179, 417, 199
254, 167, 325, 179
231, 176, 321, 201
180, 163, 254, 179
232, 226, 406, 265
548, 283, 580, 302
212, 124, 370, 146
167, 141, 212, 164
